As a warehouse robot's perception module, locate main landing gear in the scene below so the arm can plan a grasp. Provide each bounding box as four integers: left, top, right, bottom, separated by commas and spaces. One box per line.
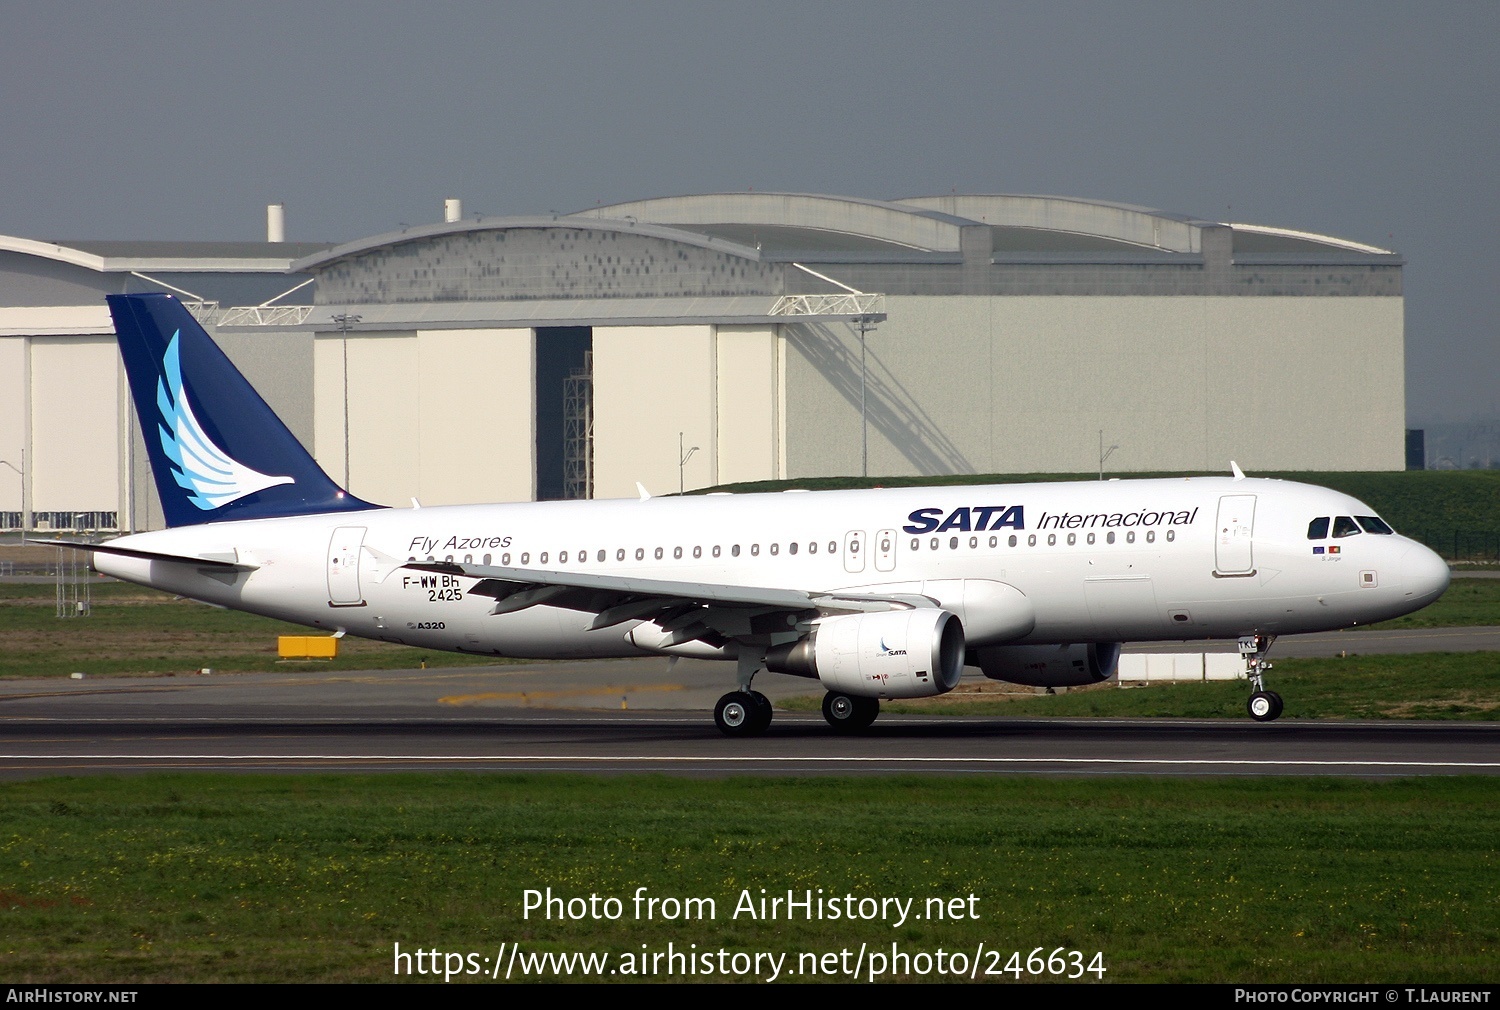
714, 648, 774, 737
1240, 633, 1283, 722
714, 690, 773, 737
822, 691, 880, 733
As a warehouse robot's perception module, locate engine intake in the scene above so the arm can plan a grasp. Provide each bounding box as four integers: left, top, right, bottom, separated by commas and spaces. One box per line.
766, 608, 965, 698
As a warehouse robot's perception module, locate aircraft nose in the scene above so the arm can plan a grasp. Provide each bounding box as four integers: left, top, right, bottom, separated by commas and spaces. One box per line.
1400, 543, 1450, 603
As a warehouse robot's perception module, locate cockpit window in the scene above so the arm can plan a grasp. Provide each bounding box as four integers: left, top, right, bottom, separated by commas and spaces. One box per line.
1307, 517, 1330, 540
1356, 515, 1394, 535
1332, 516, 1362, 538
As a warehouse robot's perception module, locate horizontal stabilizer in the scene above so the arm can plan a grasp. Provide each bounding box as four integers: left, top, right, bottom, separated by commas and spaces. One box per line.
32, 539, 258, 571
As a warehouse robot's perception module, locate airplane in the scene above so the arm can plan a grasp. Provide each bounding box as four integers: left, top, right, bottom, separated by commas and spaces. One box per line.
55, 293, 1451, 735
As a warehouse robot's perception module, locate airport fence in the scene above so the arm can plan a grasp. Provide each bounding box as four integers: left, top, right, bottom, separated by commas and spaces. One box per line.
1405, 529, 1500, 562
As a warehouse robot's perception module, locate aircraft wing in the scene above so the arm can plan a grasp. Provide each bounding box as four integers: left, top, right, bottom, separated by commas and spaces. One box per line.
402, 560, 930, 646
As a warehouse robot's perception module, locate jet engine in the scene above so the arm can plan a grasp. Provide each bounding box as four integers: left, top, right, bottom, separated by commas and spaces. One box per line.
969, 642, 1121, 688
766, 608, 965, 698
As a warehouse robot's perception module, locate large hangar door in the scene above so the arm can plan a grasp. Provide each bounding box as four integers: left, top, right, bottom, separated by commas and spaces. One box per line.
535, 327, 592, 500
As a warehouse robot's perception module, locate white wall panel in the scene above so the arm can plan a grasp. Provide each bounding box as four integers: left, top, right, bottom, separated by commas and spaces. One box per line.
316, 329, 535, 508
0, 339, 24, 510
415, 329, 533, 504
29, 337, 118, 512
785, 295, 1405, 479
715, 326, 778, 486
593, 325, 715, 499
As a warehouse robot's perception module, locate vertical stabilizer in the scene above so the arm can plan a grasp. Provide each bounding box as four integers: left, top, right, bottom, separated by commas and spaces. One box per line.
108, 293, 381, 527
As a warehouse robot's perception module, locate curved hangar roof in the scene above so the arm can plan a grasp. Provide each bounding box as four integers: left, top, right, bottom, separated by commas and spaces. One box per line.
292, 191, 1396, 281
576, 192, 1396, 260
283, 192, 1400, 322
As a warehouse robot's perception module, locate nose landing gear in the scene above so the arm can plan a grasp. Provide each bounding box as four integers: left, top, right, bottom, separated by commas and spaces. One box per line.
1240, 634, 1283, 722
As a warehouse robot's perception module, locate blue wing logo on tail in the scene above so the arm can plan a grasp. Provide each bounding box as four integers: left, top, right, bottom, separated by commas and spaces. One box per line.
156, 331, 294, 511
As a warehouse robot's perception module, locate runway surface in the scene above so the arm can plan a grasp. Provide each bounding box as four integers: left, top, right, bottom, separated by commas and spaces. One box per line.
1, 649, 1497, 778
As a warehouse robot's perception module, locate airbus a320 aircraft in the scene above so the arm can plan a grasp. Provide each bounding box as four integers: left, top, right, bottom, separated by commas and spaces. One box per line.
62, 294, 1450, 735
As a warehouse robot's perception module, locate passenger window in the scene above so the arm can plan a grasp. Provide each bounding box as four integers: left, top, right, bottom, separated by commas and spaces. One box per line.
1126, 532, 1135, 544
712, 545, 721, 558
949, 537, 958, 550
789, 542, 798, 555
616, 549, 625, 561
1086, 532, 1095, 545
751, 544, 760, 556
1146, 531, 1155, 543
770, 543, 779, 556
1106, 532, 1114, 544
522, 553, 531, 564
673, 547, 683, 559
1047, 534, 1056, 546
1307, 517, 1330, 539
1027, 534, 1036, 546
598, 550, 606, 562
693, 546, 702, 558
654, 547, 664, 559
1067, 533, 1076, 546
1008, 535, 1017, 547
540, 552, 549, 563
1332, 516, 1361, 538
635, 548, 644, 561
559, 551, 569, 563
911, 538, 920, 551
828, 541, 836, 554
809, 541, 818, 554
1356, 516, 1394, 535
1166, 530, 1175, 542
732, 545, 741, 557
483, 554, 492, 565
989, 536, 997, 548
969, 536, 978, 549
930, 537, 939, 550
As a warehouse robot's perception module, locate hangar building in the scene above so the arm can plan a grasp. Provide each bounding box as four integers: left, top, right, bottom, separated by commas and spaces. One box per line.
0, 193, 1405, 532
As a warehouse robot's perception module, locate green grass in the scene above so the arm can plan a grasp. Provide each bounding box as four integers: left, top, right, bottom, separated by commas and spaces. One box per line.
780, 652, 1500, 720
1365, 578, 1500, 629
0, 582, 508, 679
0, 775, 1496, 982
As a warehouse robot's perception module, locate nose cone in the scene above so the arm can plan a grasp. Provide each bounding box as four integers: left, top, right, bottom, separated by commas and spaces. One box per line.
1400, 543, 1450, 605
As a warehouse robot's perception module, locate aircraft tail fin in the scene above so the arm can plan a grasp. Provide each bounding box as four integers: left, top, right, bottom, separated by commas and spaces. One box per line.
108, 293, 381, 527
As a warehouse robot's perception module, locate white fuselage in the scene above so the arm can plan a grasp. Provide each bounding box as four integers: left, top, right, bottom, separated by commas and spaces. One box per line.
92, 477, 1450, 665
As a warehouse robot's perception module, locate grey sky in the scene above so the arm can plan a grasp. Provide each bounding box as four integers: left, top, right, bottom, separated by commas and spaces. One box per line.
2, 2, 1494, 424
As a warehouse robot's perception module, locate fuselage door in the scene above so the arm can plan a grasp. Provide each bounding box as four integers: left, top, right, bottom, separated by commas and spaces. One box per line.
1214, 495, 1256, 575
327, 526, 367, 606
844, 530, 867, 574
874, 529, 897, 572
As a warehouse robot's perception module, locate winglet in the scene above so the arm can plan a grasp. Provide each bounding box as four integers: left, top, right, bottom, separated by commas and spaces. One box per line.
636, 482, 652, 501
1230, 461, 1246, 481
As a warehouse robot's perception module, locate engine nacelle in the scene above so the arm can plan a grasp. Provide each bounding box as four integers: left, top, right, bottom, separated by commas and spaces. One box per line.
969, 642, 1121, 688
766, 608, 965, 699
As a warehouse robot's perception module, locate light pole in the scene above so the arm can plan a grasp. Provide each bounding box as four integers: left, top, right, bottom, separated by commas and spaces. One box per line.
331, 313, 361, 491
678, 432, 699, 495
856, 314, 876, 479
1098, 430, 1119, 480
